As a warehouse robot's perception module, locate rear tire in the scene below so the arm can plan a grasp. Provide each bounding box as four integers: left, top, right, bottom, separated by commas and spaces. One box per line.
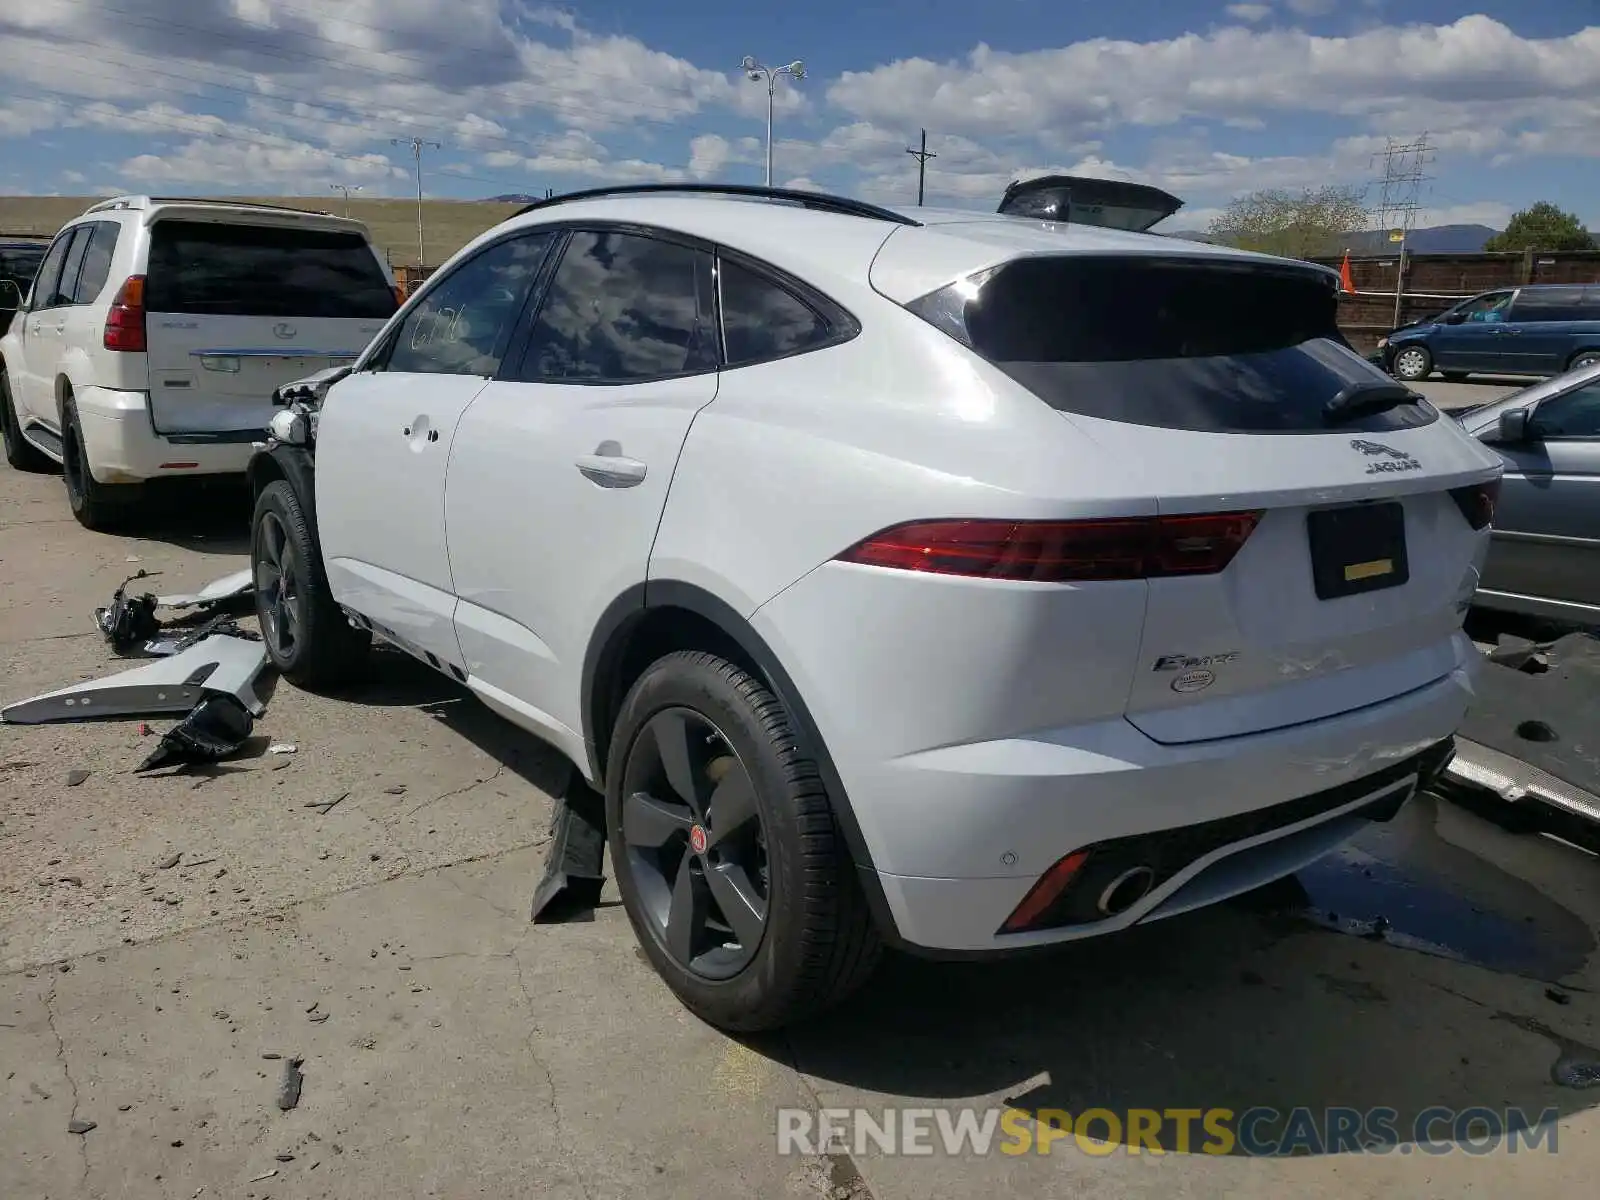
1, 370, 52, 473
251, 479, 371, 688
606, 651, 880, 1032
1568, 350, 1600, 372
61, 395, 137, 530
1392, 345, 1432, 382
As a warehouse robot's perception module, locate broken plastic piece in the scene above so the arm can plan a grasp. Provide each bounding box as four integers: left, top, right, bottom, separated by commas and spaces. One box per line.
137, 693, 254, 771
1, 635, 270, 725
269, 743, 297, 755
531, 783, 606, 922
94, 569, 161, 654
155, 568, 253, 611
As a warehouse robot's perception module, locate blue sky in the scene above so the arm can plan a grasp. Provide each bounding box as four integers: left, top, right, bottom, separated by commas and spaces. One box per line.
1, 0, 1597, 233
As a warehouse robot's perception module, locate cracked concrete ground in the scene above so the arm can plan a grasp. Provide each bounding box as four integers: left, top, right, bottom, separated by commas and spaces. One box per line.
3, 451, 1599, 1200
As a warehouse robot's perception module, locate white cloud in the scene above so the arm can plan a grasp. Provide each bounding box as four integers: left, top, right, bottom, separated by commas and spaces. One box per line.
481, 128, 684, 183
826, 17, 1600, 147
688, 133, 732, 179
1225, 4, 1273, 23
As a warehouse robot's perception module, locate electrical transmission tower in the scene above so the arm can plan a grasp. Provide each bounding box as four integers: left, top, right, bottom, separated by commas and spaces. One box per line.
1368, 133, 1434, 245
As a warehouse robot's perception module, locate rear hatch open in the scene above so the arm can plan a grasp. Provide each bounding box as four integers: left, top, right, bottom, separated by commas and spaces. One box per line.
143, 215, 396, 437
892, 245, 1501, 745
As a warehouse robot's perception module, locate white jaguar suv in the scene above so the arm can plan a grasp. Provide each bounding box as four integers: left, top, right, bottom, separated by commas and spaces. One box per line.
247, 183, 1502, 1031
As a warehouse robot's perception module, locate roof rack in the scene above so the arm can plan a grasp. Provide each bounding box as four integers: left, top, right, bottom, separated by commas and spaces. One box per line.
513, 183, 922, 227
82, 195, 337, 218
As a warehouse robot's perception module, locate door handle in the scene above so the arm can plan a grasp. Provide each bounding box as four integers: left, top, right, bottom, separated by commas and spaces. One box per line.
575, 453, 647, 487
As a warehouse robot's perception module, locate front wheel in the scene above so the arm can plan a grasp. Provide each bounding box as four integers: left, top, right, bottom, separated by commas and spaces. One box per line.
1391, 345, 1432, 382
1, 371, 52, 473
252, 479, 370, 688
606, 651, 880, 1032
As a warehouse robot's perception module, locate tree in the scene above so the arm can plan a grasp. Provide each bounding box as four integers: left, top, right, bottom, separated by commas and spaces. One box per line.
1207, 185, 1369, 259
1484, 201, 1595, 253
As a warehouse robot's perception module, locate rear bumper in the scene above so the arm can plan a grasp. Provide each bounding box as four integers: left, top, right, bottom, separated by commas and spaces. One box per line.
74, 387, 257, 483
754, 556, 1480, 951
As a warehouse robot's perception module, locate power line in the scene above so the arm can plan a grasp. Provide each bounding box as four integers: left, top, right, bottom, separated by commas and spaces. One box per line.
393, 137, 442, 268
905, 129, 936, 207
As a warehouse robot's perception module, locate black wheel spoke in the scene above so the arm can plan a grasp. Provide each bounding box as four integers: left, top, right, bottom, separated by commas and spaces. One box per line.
622, 702, 771, 980
707, 766, 758, 848
648, 710, 708, 813
665, 859, 708, 963
705, 862, 766, 949
623, 790, 693, 849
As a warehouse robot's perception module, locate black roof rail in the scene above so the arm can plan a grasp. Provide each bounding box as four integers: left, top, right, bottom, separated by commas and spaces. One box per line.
512, 183, 922, 227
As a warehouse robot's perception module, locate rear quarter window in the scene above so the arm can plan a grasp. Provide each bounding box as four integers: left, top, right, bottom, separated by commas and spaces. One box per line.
144, 220, 397, 320
910, 255, 1437, 435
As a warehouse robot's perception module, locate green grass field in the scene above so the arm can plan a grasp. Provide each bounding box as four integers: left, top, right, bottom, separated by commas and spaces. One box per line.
0, 195, 521, 268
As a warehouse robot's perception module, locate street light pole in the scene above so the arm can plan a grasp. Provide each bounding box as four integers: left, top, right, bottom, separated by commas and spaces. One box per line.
391, 137, 441, 268
328, 182, 363, 217
741, 56, 805, 186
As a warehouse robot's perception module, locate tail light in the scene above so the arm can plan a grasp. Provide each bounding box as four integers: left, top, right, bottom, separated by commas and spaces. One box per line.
103, 275, 147, 352
1448, 478, 1500, 531
835, 511, 1263, 582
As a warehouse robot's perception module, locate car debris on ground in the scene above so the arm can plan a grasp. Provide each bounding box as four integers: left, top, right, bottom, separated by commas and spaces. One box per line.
1440, 631, 1600, 853
0, 566, 269, 772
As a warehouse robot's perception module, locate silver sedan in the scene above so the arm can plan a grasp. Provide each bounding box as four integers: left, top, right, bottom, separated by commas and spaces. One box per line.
1455, 359, 1600, 625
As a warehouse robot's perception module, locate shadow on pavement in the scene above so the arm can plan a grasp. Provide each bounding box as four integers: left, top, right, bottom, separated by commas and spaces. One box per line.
770, 795, 1600, 1156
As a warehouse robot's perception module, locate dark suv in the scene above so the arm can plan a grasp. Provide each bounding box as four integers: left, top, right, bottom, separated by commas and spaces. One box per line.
0, 238, 49, 339
1378, 284, 1600, 382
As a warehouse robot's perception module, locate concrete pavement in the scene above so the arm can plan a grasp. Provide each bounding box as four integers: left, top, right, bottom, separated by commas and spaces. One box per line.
2, 458, 1598, 1200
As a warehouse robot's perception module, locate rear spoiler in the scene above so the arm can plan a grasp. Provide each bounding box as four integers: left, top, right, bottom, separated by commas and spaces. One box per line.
998, 175, 1184, 233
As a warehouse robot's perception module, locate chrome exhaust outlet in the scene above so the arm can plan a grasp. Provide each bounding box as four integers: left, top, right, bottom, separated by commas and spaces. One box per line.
1096, 865, 1156, 917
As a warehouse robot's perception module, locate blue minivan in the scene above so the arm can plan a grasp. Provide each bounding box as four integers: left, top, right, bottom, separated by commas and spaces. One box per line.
1377, 284, 1600, 382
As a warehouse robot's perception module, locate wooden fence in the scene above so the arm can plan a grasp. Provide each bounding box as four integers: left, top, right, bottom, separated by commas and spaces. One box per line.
1309, 249, 1600, 353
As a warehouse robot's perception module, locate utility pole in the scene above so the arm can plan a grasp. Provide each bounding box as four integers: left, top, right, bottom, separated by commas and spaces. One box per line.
391, 137, 441, 268
906, 129, 936, 206
1368, 132, 1435, 328
328, 183, 362, 217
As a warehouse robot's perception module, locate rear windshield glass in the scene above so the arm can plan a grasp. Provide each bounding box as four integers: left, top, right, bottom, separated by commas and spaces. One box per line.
917, 256, 1436, 434
145, 220, 396, 319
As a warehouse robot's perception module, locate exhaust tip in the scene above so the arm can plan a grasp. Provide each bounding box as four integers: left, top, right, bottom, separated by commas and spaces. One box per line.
1096, 865, 1156, 917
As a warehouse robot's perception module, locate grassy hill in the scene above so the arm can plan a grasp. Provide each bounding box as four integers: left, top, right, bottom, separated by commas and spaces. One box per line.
0, 195, 521, 268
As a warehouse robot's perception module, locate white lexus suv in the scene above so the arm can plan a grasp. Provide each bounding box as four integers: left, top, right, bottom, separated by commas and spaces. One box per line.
247, 184, 1502, 1031
0, 195, 397, 529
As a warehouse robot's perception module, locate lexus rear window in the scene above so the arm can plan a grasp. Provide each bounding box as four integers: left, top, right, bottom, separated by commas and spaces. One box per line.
145, 220, 397, 319
911, 256, 1437, 434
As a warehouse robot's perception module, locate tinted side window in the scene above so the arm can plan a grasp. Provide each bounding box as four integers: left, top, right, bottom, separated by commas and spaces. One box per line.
72, 222, 119, 305
910, 255, 1435, 435
517, 231, 717, 383
1510, 287, 1587, 323
719, 258, 833, 367
381, 232, 554, 376
53, 228, 90, 308
30, 229, 77, 310
1531, 381, 1600, 439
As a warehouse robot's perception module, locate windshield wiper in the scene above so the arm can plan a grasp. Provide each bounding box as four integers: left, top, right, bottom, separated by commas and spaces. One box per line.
1323, 381, 1423, 425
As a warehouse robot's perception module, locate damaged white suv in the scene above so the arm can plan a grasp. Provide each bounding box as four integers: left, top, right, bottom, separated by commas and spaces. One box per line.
249, 183, 1501, 1032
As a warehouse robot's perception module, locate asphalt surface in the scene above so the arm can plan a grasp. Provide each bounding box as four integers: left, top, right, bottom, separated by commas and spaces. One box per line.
2, 453, 1598, 1199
